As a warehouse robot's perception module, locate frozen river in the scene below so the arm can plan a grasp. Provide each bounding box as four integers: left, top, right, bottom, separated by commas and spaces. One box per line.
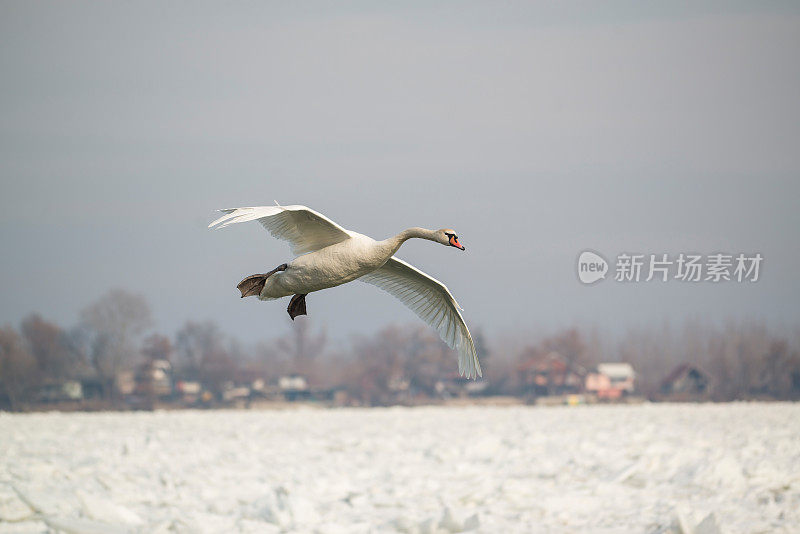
1, 403, 798, 533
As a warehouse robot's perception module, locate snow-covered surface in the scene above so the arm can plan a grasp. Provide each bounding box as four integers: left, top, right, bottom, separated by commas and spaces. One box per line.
1, 403, 798, 533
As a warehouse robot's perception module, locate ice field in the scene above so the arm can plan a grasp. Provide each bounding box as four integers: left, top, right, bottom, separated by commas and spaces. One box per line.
1, 403, 799, 533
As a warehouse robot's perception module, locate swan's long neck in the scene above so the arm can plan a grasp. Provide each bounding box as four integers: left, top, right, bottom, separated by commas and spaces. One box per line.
383, 227, 439, 255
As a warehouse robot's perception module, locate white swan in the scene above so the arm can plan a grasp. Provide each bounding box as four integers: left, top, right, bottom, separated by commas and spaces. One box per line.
208, 204, 481, 379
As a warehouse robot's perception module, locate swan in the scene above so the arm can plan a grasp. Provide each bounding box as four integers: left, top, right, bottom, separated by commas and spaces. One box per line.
208, 204, 482, 379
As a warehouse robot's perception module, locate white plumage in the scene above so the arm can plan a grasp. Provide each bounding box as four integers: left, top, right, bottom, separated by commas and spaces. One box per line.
209, 205, 351, 255
209, 204, 481, 379
359, 258, 479, 380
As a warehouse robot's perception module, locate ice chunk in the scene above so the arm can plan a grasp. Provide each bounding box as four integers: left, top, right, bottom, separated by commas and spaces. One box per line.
387, 516, 417, 533
151, 517, 205, 534
694, 513, 721, 534
287, 493, 320, 526
244, 489, 292, 527
671, 509, 721, 534
43, 516, 133, 534
463, 514, 480, 531
236, 518, 281, 533
417, 517, 437, 534
0, 520, 49, 533
706, 455, 746, 490
465, 435, 504, 461
77, 490, 143, 526
438, 507, 463, 532
0, 485, 33, 521
12, 484, 77, 516
314, 524, 354, 534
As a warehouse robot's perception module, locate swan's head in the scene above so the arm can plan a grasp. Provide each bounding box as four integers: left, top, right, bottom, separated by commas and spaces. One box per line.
439, 229, 465, 251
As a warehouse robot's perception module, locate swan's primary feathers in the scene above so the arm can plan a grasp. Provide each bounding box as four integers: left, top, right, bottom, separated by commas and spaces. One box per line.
359, 258, 481, 379
209, 205, 351, 255
209, 204, 482, 379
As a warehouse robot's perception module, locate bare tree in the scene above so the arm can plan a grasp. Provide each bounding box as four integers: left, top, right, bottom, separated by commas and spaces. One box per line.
142, 333, 173, 362
277, 318, 326, 379
175, 320, 237, 395
0, 326, 38, 410
405, 328, 454, 394
346, 325, 408, 405
542, 329, 587, 370
175, 320, 224, 379
251, 341, 286, 383
619, 325, 670, 397
200, 346, 237, 396
80, 289, 152, 400
20, 314, 75, 381
342, 324, 448, 404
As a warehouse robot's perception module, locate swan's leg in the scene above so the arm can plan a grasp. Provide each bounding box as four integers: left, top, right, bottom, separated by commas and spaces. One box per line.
287, 294, 307, 320
237, 263, 288, 298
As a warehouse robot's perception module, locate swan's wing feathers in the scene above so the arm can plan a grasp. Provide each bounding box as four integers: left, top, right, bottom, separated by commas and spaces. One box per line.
359, 257, 482, 379
208, 205, 351, 254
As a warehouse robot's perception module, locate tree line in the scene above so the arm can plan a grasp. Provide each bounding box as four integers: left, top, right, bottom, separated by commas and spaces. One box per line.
1, 289, 799, 410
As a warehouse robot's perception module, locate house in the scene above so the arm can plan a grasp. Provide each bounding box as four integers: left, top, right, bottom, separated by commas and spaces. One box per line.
134, 359, 173, 398
222, 383, 251, 403
79, 377, 104, 399
175, 380, 202, 404
585, 363, 636, 400
116, 371, 136, 396
36, 381, 83, 403
517, 351, 586, 397
434, 373, 488, 398
661, 363, 710, 397
279, 375, 311, 401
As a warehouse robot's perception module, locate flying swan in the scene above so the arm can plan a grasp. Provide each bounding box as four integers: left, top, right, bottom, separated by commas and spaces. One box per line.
208, 204, 481, 379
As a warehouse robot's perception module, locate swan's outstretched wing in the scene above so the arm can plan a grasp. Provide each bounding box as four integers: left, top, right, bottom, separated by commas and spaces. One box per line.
208, 205, 351, 255
359, 257, 482, 379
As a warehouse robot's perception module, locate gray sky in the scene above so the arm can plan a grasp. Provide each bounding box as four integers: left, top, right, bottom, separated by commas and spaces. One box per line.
1, 1, 799, 345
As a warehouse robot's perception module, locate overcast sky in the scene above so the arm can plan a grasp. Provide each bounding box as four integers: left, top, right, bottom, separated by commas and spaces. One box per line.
1, 1, 799, 346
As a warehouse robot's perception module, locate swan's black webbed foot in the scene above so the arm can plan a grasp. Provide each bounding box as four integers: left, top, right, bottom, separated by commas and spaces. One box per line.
287, 294, 307, 320
237, 275, 267, 298
237, 263, 288, 298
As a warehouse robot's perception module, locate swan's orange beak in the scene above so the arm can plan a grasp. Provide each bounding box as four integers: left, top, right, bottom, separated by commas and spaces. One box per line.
449, 235, 465, 250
